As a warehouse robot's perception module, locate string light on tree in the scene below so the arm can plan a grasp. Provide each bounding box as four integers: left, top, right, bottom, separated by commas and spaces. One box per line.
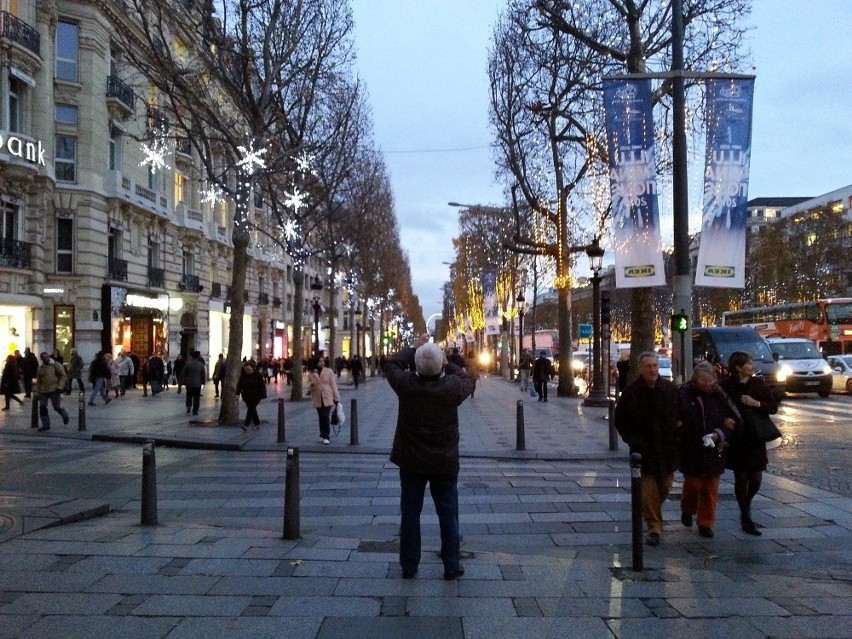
295, 153, 314, 174
283, 218, 299, 242
139, 136, 170, 174
200, 182, 224, 207
236, 143, 268, 176
283, 186, 308, 214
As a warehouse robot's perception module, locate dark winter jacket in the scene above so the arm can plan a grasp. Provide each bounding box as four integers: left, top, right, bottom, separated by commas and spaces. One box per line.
1, 360, 20, 394
236, 370, 267, 404
532, 355, 553, 382
614, 376, 681, 475
678, 381, 739, 478
719, 374, 778, 472
385, 348, 474, 476
179, 358, 206, 387
88, 355, 111, 383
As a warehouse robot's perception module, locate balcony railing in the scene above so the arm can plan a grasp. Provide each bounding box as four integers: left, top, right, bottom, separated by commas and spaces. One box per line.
211, 282, 222, 298
179, 273, 202, 293
147, 267, 165, 288
0, 237, 32, 269
106, 76, 135, 112
0, 11, 40, 56
108, 257, 128, 282
258, 292, 270, 305
175, 136, 192, 156
147, 106, 169, 132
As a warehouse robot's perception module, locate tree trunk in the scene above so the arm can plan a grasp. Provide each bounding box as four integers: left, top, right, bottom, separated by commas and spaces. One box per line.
218, 228, 249, 425
290, 273, 305, 401
627, 287, 656, 384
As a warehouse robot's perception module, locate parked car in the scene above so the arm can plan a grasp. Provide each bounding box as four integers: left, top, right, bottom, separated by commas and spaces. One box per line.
827, 354, 852, 394
657, 357, 673, 381
765, 337, 833, 398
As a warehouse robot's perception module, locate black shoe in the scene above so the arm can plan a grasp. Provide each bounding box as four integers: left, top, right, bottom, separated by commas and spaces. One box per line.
645, 532, 660, 546
402, 569, 417, 579
543, 398, 548, 402
698, 526, 714, 538
186, 408, 191, 414
62, 413, 69, 425
443, 567, 465, 581
681, 512, 693, 527
2, 406, 8, 411
38, 425, 50, 432
741, 519, 762, 536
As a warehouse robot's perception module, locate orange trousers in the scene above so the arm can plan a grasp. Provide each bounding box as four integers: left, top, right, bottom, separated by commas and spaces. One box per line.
680, 475, 722, 529
641, 472, 674, 534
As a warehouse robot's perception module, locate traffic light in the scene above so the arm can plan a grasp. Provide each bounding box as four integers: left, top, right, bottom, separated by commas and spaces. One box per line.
600, 291, 611, 325
671, 313, 689, 334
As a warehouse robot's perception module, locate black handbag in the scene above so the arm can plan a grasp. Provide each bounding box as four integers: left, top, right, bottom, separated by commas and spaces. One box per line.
741, 407, 782, 442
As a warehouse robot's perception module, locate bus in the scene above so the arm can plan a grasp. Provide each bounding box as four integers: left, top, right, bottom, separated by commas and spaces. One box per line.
721, 298, 852, 355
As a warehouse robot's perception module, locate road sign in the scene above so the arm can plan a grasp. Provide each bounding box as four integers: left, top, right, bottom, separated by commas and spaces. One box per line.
578, 323, 593, 339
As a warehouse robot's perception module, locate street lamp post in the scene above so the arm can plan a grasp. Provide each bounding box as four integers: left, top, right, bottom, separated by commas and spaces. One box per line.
355, 320, 362, 357
583, 238, 609, 407
516, 291, 526, 360
310, 275, 323, 358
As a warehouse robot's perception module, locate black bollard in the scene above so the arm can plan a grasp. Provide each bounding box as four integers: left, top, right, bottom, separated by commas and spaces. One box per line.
630, 452, 643, 571
141, 440, 158, 525
283, 447, 300, 540
277, 397, 286, 443
608, 399, 617, 451
78, 392, 86, 431
516, 400, 525, 451
349, 398, 359, 445
30, 391, 39, 428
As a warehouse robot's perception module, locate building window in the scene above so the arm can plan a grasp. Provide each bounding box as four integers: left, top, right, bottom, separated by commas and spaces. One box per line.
108, 227, 122, 261
8, 77, 20, 132
55, 136, 77, 182
109, 126, 122, 171
56, 21, 79, 82
148, 237, 159, 269
2, 200, 19, 240
182, 249, 194, 276
53, 305, 75, 364
147, 165, 159, 192
174, 171, 185, 205
55, 104, 78, 126
56, 217, 73, 274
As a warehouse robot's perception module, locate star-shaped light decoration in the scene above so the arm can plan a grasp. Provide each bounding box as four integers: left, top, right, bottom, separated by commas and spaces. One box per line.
283, 186, 308, 213
295, 153, 314, 174
283, 218, 299, 241
139, 138, 170, 174
236, 143, 268, 176
200, 183, 224, 207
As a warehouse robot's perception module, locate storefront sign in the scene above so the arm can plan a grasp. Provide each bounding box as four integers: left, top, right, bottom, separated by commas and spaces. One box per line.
0, 132, 47, 166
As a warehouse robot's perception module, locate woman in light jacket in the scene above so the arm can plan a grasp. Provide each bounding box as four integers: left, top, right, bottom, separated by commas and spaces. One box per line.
307, 355, 340, 445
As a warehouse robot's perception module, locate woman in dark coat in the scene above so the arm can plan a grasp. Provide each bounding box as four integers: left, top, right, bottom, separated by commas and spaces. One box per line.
236, 360, 266, 430
1, 355, 24, 410
719, 351, 779, 535
678, 361, 740, 539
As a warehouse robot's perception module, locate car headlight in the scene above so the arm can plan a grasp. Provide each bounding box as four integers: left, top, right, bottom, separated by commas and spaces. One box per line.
777, 365, 792, 382
572, 360, 585, 371
821, 363, 833, 375
477, 352, 492, 367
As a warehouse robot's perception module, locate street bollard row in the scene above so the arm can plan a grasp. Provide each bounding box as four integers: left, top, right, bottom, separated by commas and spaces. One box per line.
349, 398, 359, 445
283, 447, 300, 540
141, 440, 157, 526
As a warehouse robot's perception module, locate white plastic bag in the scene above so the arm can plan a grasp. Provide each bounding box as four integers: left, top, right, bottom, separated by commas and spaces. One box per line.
332, 402, 346, 426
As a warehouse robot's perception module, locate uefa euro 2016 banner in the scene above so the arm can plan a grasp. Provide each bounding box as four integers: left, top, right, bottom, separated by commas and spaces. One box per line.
603, 78, 666, 289
695, 78, 755, 288
603, 77, 754, 290
481, 270, 500, 336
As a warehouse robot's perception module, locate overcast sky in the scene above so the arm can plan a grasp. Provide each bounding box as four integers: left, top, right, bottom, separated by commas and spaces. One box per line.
350, 0, 852, 321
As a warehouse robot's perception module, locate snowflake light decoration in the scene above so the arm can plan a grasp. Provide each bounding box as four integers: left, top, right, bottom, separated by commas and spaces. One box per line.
139, 138, 170, 174
283, 186, 308, 213
283, 218, 299, 241
236, 143, 267, 176
200, 183, 224, 207
295, 153, 314, 174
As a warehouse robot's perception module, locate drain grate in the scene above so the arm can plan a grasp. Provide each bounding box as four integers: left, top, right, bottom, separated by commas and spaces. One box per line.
357, 540, 399, 553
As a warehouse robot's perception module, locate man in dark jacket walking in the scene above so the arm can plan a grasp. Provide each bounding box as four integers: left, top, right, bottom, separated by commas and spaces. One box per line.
179, 351, 206, 415
384, 342, 474, 581
614, 351, 681, 547
532, 351, 553, 402
21, 347, 39, 398
236, 360, 266, 429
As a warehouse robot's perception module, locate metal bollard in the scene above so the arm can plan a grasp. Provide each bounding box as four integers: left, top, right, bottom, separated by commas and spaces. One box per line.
516, 400, 525, 451
283, 447, 300, 540
277, 397, 286, 443
630, 452, 643, 571
141, 440, 158, 525
30, 391, 39, 428
608, 399, 617, 451
78, 392, 86, 431
349, 398, 359, 445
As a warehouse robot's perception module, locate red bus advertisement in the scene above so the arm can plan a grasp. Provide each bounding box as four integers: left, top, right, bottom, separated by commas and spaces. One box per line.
721, 298, 852, 355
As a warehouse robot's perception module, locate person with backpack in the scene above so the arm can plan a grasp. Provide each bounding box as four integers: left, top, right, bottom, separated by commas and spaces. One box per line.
36, 352, 70, 431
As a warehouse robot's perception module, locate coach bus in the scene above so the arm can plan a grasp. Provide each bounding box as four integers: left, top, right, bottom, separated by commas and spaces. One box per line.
721, 298, 852, 355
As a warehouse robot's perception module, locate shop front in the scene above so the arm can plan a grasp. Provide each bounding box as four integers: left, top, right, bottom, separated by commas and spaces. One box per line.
102, 286, 172, 358
0, 302, 31, 357
209, 300, 253, 361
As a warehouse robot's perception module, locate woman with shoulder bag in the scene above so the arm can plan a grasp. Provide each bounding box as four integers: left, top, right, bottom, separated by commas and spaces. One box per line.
307, 355, 340, 445
719, 351, 779, 536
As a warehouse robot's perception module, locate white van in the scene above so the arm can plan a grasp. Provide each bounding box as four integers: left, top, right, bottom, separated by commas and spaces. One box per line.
764, 337, 833, 398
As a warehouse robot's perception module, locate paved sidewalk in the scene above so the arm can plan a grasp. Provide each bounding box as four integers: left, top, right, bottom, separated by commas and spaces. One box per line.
1, 374, 850, 638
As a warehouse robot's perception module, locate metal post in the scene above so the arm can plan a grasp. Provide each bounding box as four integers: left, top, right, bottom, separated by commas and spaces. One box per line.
30, 391, 39, 428
583, 269, 609, 407
283, 447, 300, 540
349, 398, 359, 445
78, 392, 86, 431
515, 400, 525, 451
277, 397, 286, 443
608, 399, 618, 451
630, 452, 643, 571
141, 440, 158, 526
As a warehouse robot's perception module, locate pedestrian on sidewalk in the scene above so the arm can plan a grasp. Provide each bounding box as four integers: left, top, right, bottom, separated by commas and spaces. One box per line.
350, 354, 363, 389
614, 351, 680, 547
212, 353, 226, 398
180, 351, 205, 415
87, 351, 112, 406
173, 354, 186, 394
307, 354, 340, 445
464, 350, 480, 398
65, 348, 85, 394
518, 348, 533, 392
35, 352, 70, 431
116, 351, 134, 396
21, 347, 38, 398
106, 353, 121, 398
719, 351, 778, 536
532, 350, 553, 402
1, 354, 24, 410
236, 360, 266, 430
385, 342, 474, 581
678, 361, 739, 539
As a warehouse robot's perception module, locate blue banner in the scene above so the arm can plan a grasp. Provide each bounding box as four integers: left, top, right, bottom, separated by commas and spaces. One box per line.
603, 78, 666, 288
482, 270, 499, 336
695, 78, 755, 288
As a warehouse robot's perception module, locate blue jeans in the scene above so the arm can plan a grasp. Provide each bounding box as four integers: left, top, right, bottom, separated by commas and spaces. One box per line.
89, 378, 108, 404
399, 469, 460, 574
